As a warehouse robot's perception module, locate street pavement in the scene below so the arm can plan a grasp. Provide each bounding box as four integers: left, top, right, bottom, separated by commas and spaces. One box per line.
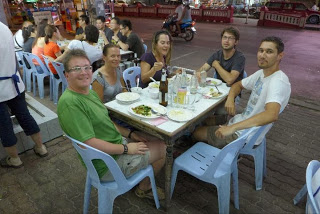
0, 18, 319, 214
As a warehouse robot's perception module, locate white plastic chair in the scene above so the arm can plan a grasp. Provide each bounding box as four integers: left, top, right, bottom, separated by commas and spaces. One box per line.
171, 126, 263, 214
122, 66, 141, 90
22, 52, 51, 99
306, 160, 320, 214
239, 123, 274, 190
66, 136, 160, 214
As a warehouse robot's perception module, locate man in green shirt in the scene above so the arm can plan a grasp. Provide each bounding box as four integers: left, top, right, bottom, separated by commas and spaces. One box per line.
57, 49, 166, 200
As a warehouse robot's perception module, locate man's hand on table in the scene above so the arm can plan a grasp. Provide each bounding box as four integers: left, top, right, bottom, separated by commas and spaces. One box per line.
215, 125, 236, 139
127, 142, 149, 155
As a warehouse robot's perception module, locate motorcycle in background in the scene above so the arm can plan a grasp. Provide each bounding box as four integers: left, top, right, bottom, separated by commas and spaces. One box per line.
162, 15, 196, 42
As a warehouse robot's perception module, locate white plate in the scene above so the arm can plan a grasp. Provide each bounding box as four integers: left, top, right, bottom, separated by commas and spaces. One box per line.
116, 92, 140, 103
206, 78, 222, 86
170, 74, 192, 82
203, 88, 225, 99
167, 109, 193, 122
128, 103, 167, 119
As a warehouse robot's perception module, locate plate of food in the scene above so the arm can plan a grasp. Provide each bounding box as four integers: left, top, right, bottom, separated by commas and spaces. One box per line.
116, 92, 140, 104
206, 78, 222, 86
167, 109, 193, 122
203, 88, 225, 99
128, 103, 167, 119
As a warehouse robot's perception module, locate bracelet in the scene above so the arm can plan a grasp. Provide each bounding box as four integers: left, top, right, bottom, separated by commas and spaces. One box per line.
128, 130, 135, 138
122, 144, 128, 154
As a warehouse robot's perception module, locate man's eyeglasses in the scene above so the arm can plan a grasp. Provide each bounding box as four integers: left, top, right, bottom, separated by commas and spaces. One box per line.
69, 66, 92, 73
222, 36, 236, 41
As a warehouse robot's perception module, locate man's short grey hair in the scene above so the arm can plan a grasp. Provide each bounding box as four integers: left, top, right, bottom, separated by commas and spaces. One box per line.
63, 49, 90, 72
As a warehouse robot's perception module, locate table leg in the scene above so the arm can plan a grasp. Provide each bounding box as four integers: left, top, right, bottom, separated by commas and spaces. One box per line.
165, 140, 173, 211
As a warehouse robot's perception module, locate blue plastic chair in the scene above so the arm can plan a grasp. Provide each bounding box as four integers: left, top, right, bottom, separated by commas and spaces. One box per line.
42, 55, 63, 104
51, 61, 68, 93
21, 52, 36, 93
171, 126, 263, 214
23, 52, 51, 99
66, 136, 160, 214
122, 66, 141, 90
239, 123, 274, 190
15, 51, 27, 85
293, 184, 307, 206
306, 160, 320, 214
143, 44, 147, 53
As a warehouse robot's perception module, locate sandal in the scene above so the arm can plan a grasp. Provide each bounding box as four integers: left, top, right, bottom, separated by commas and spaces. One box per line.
0, 156, 23, 168
135, 186, 165, 200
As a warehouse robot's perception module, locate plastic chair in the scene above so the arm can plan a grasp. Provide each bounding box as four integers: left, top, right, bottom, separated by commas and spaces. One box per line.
42, 55, 63, 104
171, 126, 263, 214
143, 44, 147, 53
51, 61, 68, 93
306, 160, 320, 214
239, 123, 274, 190
293, 184, 307, 205
23, 52, 51, 99
122, 66, 141, 90
66, 136, 160, 214
21, 52, 36, 92
15, 51, 26, 84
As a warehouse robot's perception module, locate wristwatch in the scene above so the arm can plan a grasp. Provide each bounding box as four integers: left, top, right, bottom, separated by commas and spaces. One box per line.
122, 144, 128, 154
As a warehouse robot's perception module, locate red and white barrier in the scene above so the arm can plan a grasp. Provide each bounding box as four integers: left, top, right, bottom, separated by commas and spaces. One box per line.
258, 7, 306, 29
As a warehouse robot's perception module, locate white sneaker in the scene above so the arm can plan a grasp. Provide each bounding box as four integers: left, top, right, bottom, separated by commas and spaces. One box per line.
33, 145, 48, 157
0, 156, 23, 168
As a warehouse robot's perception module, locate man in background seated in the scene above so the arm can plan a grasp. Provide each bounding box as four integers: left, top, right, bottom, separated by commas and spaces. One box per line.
57, 49, 166, 200
96, 16, 111, 45
116, 19, 145, 58
193, 36, 291, 149
75, 14, 89, 41
107, 17, 126, 45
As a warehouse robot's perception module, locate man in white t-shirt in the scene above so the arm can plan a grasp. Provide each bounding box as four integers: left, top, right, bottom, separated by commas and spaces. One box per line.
193, 36, 291, 148
0, 22, 48, 168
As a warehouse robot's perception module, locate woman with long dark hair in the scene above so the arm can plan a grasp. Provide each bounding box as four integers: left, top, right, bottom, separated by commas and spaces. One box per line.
22, 24, 36, 53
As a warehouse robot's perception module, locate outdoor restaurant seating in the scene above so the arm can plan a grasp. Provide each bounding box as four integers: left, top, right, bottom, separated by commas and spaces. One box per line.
239, 123, 274, 190
306, 160, 320, 213
15, 51, 26, 85
42, 55, 63, 104
22, 52, 51, 99
20, 52, 35, 93
66, 136, 160, 214
170, 126, 264, 214
122, 66, 141, 90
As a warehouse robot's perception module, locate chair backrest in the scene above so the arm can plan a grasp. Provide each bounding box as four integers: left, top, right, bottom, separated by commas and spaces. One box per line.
122, 66, 141, 90
202, 126, 264, 180
241, 123, 274, 150
51, 61, 68, 87
306, 160, 320, 214
23, 52, 50, 75
42, 55, 55, 76
66, 136, 131, 190
143, 44, 147, 53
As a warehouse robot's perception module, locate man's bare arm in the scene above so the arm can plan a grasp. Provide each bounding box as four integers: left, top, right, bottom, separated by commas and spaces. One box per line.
212, 60, 240, 85
216, 102, 281, 139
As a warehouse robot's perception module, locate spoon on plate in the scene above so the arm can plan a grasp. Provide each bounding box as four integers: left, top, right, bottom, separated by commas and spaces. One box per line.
151, 108, 166, 116
149, 77, 159, 85
214, 85, 223, 95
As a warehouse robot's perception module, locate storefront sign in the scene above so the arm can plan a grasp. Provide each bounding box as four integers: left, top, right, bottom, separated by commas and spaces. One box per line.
33, 11, 53, 25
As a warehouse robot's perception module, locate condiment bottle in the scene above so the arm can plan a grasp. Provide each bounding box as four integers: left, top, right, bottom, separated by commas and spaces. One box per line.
159, 69, 168, 107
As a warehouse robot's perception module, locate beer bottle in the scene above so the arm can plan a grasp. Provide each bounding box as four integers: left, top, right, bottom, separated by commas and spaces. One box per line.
159, 69, 168, 107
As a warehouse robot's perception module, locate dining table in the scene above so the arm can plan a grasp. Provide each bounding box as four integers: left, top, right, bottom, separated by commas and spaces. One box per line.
104, 77, 230, 210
